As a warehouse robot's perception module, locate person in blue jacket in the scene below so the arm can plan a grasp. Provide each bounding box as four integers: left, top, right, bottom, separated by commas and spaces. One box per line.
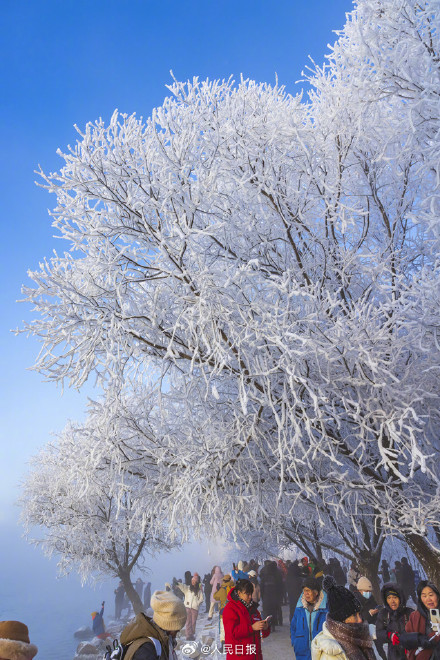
91, 601, 111, 639
231, 560, 249, 582
290, 576, 328, 660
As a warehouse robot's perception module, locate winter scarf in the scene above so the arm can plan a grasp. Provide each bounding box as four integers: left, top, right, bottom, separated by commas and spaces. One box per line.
326, 617, 375, 660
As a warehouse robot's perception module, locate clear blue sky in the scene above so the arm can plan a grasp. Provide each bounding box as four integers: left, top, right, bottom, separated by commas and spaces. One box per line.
0, 0, 353, 515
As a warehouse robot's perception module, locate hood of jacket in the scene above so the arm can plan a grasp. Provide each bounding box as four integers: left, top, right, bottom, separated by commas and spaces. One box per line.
120, 612, 168, 649
222, 576, 235, 587
416, 581, 440, 620
213, 566, 224, 579
381, 582, 407, 615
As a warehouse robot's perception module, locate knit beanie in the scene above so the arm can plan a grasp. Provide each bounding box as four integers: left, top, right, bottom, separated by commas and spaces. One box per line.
151, 591, 187, 632
0, 621, 38, 659
383, 585, 400, 600
303, 576, 321, 592
323, 575, 361, 622
357, 576, 373, 591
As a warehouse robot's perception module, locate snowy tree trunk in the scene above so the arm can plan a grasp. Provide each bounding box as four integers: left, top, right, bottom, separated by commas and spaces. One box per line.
358, 550, 383, 602
404, 534, 440, 587
119, 571, 144, 614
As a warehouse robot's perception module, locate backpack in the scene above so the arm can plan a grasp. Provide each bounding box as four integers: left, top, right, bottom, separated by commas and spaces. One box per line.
104, 636, 162, 660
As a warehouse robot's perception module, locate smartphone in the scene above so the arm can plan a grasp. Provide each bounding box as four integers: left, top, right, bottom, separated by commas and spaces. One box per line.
430, 609, 440, 633
265, 615, 273, 624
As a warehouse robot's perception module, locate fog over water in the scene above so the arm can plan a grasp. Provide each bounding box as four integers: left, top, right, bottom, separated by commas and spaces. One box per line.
1, 517, 229, 660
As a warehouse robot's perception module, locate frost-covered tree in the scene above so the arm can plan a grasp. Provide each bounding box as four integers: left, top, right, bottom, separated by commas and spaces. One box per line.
21, 394, 179, 613
21, 0, 440, 580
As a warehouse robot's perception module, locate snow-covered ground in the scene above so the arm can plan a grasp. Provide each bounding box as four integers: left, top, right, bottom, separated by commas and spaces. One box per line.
72, 604, 295, 659
175, 604, 293, 659
73, 603, 389, 659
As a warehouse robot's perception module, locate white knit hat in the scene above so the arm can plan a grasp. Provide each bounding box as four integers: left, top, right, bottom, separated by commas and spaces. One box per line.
357, 576, 373, 591
151, 591, 187, 631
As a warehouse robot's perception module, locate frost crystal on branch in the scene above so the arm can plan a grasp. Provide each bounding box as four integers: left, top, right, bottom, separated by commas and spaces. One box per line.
20, 0, 440, 580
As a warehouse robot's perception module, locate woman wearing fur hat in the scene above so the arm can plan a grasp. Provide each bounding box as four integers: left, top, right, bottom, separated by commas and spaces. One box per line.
405, 581, 440, 660
0, 621, 38, 660
119, 590, 187, 660
376, 583, 414, 660
290, 577, 328, 660
311, 575, 375, 660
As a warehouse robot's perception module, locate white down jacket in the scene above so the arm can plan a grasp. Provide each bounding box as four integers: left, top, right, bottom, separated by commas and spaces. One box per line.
311, 623, 349, 660
177, 583, 205, 610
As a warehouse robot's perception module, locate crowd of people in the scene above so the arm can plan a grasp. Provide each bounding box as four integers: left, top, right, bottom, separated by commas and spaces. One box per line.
100, 555, 438, 659
2, 554, 439, 660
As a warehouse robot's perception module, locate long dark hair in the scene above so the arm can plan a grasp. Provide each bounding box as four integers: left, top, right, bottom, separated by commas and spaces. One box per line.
190, 576, 201, 593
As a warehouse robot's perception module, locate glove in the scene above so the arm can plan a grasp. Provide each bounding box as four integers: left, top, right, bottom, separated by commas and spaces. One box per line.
388, 632, 400, 646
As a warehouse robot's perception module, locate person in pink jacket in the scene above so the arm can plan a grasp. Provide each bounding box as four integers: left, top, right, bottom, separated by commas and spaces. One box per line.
208, 566, 224, 619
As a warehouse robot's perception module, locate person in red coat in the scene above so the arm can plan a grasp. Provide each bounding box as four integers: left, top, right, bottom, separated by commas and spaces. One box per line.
405, 581, 440, 660
222, 579, 270, 659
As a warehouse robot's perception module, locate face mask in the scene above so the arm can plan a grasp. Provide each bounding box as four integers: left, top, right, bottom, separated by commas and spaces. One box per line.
362, 591, 372, 599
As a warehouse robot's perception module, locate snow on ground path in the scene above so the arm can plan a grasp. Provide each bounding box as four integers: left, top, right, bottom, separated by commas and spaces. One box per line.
176, 604, 295, 659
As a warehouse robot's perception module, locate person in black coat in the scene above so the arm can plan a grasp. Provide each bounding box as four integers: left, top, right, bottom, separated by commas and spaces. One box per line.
356, 576, 387, 660
400, 557, 417, 604
376, 583, 414, 660
114, 581, 125, 620
286, 561, 303, 621
143, 581, 152, 610
333, 559, 347, 587
203, 572, 212, 613
381, 560, 391, 585
259, 560, 284, 631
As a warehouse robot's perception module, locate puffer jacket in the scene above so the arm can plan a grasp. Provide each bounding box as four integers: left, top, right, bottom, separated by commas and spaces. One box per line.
213, 575, 236, 612
311, 623, 349, 660
376, 582, 413, 660
291, 591, 328, 660
222, 588, 270, 659
177, 583, 204, 610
